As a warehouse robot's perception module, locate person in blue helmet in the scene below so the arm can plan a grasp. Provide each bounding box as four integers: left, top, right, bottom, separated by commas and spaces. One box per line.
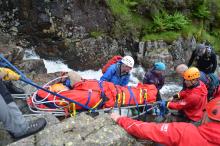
100, 56, 134, 86
143, 62, 166, 101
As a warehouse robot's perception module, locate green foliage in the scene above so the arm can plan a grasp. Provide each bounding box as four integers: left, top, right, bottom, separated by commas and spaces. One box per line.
122, 0, 139, 7
149, 11, 190, 32
181, 24, 201, 38
89, 31, 104, 38
193, 3, 210, 19
142, 31, 181, 42
106, 0, 149, 39
106, 0, 220, 52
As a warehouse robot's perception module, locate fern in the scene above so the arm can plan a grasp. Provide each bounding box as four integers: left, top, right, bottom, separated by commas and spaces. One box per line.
193, 3, 210, 19
150, 11, 189, 32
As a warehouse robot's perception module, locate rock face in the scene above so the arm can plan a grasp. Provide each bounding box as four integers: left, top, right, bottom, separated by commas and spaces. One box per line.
62, 36, 121, 70
1, 0, 217, 72
137, 37, 197, 75
19, 59, 47, 74
0, 114, 59, 146
0, 0, 123, 70
8, 113, 143, 146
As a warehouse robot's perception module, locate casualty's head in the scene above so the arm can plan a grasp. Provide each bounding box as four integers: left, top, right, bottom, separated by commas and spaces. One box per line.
153, 62, 166, 75
175, 64, 188, 77
183, 67, 200, 87
121, 56, 134, 73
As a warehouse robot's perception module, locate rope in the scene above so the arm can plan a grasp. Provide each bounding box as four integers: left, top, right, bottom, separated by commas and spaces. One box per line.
127, 86, 140, 116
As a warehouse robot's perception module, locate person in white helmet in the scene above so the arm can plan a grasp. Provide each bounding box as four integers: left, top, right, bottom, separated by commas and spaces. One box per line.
100, 56, 134, 86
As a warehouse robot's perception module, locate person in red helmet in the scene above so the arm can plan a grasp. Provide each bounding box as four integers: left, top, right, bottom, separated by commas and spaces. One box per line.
111, 97, 220, 146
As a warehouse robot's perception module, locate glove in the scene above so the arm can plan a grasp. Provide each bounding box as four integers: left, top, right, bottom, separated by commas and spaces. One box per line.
0, 68, 7, 79
173, 93, 180, 99
158, 100, 169, 116
0, 68, 20, 81
63, 78, 72, 88
159, 100, 168, 108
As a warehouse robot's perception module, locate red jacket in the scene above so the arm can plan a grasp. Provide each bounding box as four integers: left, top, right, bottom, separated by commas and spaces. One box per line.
117, 117, 220, 146
167, 81, 207, 121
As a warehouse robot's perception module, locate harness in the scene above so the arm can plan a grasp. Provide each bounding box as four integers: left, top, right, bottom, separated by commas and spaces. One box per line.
128, 86, 140, 116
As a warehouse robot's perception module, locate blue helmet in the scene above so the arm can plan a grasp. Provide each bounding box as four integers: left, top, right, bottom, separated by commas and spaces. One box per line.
154, 62, 166, 71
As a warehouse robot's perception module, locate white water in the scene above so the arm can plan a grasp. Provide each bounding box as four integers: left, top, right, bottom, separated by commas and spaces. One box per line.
43, 60, 73, 73
23, 48, 40, 60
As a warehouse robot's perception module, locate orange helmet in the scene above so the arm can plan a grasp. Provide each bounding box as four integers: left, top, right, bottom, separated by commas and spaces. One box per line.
206, 97, 220, 121
183, 67, 200, 81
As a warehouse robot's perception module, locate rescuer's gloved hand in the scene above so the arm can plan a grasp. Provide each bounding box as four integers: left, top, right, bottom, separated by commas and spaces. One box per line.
159, 100, 168, 108
173, 93, 180, 99
0, 68, 20, 81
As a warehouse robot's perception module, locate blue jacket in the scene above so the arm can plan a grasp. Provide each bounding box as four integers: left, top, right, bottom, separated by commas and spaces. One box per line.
100, 62, 130, 86
143, 69, 165, 90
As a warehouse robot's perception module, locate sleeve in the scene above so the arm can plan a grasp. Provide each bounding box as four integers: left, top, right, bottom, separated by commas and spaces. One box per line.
100, 65, 116, 82
167, 99, 188, 110
188, 50, 196, 67
121, 74, 130, 86
143, 72, 154, 84
117, 117, 185, 145
157, 76, 165, 90
211, 53, 217, 73
167, 91, 196, 110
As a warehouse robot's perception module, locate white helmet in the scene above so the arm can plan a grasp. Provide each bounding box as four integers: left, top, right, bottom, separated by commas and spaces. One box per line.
121, 56, 134, 68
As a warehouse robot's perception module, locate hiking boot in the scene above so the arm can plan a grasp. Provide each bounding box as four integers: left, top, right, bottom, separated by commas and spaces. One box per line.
13, 118, 47, 140
3, 81, 25, 94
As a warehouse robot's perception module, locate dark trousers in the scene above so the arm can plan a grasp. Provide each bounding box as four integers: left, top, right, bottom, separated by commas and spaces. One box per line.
156, 92, 162, 101
0, 80, 14, 104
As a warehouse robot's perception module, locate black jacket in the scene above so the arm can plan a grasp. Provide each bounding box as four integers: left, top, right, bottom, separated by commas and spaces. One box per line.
188, 50, 217, 74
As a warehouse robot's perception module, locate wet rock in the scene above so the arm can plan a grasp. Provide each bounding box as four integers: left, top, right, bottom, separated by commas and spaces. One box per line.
62, 36, 121, 70
168, 37, 197, 67
19, 59, 47, 74
0, 127, 14, 146
136, 36, 198, 77
7, 114, 60, 146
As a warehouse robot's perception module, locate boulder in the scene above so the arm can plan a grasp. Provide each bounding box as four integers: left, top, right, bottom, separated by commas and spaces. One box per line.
8, 113, 143, 146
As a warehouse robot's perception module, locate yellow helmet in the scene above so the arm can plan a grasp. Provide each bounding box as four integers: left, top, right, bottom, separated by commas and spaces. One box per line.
183, 67, 200, 81
50, 83, 69, 92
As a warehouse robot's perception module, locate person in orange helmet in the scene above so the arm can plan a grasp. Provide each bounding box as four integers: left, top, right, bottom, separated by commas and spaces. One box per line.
163, 67, 208, 125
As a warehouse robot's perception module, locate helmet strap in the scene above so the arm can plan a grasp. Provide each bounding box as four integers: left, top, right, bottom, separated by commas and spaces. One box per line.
202, 111, 211, 124
188, 80, 199, 89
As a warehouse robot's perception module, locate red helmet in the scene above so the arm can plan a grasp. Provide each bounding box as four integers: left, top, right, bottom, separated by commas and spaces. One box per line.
206, 97, 220, 121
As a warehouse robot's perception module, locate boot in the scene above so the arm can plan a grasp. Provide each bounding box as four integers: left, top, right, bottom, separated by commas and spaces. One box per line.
12, 118, 47, 140
0, 96, 46, 139
0, 97, 28, 135
6, 102, 47, 139
3, 81, 25, 94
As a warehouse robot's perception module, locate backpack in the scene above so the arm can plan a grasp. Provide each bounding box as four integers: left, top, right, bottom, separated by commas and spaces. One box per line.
206, 73, 220, 100
102, 55, 122, 74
